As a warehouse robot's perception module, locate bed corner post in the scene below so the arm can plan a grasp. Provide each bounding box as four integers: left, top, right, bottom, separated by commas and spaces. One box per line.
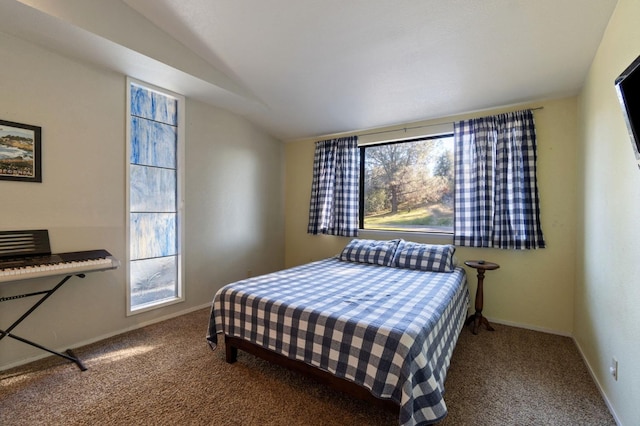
224, 335, 238, 363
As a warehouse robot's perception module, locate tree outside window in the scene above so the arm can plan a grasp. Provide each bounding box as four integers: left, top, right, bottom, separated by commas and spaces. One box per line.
360, 135, 454, 233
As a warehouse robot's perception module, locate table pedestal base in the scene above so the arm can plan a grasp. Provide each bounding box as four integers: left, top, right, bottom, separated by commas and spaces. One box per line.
465, 312, 494, 335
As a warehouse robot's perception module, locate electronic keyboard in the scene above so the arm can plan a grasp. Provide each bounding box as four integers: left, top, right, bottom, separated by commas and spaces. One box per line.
0, 249, 120, 283
0, 229, 119, 371
0, 230, 119, 283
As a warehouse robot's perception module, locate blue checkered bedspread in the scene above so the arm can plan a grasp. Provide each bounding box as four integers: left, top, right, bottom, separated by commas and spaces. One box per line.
207, 257, 469, 425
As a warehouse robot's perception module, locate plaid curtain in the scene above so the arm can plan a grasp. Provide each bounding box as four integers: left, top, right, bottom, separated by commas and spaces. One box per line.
307, 136, 359, 237
454, 110, 545, 249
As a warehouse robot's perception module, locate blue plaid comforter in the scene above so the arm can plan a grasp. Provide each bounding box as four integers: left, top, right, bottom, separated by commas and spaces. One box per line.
207, 258, 469, 425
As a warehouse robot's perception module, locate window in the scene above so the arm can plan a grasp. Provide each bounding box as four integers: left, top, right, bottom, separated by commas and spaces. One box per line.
359, 134, 454, 233
126, 79, 184, 314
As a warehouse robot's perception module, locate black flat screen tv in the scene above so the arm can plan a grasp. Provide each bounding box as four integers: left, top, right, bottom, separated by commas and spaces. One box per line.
615, 54, 640, 169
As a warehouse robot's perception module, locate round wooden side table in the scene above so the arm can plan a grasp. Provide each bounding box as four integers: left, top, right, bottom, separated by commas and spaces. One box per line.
464, 260, 500, 335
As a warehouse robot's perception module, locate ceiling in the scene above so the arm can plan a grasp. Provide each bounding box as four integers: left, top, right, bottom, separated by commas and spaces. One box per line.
2, 1, 618, 141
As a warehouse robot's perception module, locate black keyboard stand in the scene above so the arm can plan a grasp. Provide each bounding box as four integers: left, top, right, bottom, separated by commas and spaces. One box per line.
0, 273, 88, 371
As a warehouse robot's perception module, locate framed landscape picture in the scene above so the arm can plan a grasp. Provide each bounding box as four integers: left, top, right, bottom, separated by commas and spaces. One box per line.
0, 119, 41, 182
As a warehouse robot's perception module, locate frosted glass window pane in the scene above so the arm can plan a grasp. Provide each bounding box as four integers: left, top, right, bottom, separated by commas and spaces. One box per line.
130, 165, 176, 213
130, 256, 177, 308
128, 80, 182, 313
130, 116, 176, 168
130, 85, 177, 125
130, 213, 176, 259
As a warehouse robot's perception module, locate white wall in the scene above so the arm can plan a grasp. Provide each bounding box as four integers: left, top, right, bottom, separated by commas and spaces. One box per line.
0, 31, 284, 369
576, 0, 640, 424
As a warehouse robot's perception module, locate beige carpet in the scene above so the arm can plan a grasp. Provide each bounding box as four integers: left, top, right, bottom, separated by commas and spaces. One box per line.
0, 308, 615, 425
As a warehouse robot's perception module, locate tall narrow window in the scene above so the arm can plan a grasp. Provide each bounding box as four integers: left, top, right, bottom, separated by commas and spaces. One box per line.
127, 79, 184, 313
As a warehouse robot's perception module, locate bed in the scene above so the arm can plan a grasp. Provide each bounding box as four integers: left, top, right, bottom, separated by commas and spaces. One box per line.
207, 239, 469, 425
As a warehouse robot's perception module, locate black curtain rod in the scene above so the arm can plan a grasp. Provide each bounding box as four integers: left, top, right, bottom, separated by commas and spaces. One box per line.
358, 106, 544, 138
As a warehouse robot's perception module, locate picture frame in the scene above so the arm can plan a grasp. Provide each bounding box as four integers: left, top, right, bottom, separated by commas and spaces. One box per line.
0, 119, 42, 182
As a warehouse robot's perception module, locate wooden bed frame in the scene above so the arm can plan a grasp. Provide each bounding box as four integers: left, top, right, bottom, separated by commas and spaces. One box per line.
224, 335, 400, 413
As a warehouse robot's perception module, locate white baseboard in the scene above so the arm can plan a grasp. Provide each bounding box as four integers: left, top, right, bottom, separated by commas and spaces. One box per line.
0, 302, 212, 372
487, 317, 573, 337
572, 338, 622, 425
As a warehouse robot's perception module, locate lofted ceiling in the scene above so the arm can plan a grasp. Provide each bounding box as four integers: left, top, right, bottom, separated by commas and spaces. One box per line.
2, 0, 618, 141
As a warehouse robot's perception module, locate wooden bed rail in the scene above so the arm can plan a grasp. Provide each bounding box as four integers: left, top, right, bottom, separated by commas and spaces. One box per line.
224, 335, 400, 413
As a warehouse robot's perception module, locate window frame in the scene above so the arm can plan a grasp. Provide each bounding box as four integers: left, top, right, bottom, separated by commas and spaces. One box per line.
358, 132, 455, 236
125, 77, 185, 315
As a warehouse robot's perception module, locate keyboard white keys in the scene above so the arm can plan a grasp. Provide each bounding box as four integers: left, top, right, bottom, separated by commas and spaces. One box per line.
0, 254, 119, 283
